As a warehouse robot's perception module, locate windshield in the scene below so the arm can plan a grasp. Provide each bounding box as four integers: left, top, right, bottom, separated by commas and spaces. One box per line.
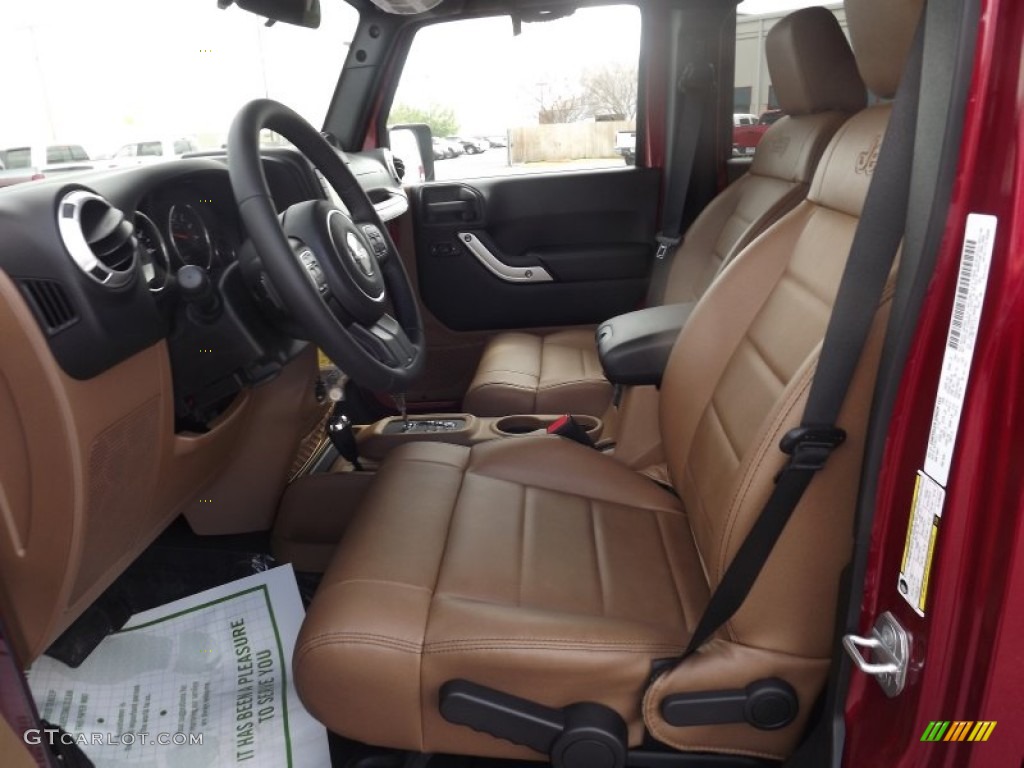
1, 0, 358, 162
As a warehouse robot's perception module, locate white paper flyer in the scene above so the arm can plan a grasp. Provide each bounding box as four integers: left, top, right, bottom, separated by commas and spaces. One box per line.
27, 564, 330, 767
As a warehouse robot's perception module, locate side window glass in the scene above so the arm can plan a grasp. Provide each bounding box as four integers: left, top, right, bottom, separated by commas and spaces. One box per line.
47, 145, 70, 163
139, 141, 163, 157
3, 148, 31, 169
389, 5, 641, 182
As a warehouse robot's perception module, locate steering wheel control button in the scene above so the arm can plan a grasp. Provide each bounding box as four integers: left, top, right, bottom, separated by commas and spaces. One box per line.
361, 224, 388, 257
297, 249, 329, 295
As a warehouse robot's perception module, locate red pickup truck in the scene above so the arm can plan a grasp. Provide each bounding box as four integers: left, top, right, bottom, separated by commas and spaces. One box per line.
732, 109, 785, 156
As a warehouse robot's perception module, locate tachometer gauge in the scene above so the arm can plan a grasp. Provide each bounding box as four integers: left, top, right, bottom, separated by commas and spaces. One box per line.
167, 203, 213, 269
134, 211, 170, 292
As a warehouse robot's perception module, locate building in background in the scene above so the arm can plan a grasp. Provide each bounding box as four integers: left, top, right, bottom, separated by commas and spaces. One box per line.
734, 3, 847, 116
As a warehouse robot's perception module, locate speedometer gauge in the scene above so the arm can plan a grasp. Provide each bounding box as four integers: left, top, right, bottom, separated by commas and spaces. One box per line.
134, 212, 170, 292
167, 203, 213, 269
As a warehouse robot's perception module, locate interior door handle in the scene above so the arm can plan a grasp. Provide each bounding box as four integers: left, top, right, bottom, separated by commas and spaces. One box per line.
457, 233, 553, 283
426, 200, 475, 217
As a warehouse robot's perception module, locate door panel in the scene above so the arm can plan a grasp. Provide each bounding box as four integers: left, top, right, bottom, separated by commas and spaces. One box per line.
411, 167, 659, 331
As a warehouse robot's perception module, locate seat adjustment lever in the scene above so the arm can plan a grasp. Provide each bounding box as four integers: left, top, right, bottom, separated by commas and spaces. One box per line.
439, 679, 627, 768
660, 678, 798, 730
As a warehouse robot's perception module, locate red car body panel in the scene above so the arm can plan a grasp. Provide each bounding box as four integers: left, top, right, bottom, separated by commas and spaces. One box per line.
732, 123, 768, 151
843, 0, 1024, 764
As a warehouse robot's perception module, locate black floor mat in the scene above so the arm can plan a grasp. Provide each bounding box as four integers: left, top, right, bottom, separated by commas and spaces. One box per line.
45, 518, 277, 666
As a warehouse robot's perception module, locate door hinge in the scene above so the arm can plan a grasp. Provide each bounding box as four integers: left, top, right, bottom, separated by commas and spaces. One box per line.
842, 611, 910, 697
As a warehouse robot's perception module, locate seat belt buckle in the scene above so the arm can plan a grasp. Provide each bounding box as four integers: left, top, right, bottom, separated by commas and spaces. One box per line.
778, 425, 846, 474
654, 234, 681, 260
547, 415, 596, 448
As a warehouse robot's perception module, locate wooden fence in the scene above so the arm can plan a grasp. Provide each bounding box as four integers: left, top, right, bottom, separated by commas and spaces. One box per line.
508, 121, 634, 163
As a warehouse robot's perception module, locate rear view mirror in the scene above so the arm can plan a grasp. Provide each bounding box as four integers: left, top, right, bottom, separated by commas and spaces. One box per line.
217, 0, 321, 28
389, 124, 435, 183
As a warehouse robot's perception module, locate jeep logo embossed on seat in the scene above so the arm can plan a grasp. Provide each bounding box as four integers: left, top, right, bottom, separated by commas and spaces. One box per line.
856, 135, 882, 175
765, 135, 791, 155
346, 232, 375, 277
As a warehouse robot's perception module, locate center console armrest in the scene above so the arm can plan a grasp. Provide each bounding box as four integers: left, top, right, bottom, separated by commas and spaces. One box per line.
596, 302, 695, 386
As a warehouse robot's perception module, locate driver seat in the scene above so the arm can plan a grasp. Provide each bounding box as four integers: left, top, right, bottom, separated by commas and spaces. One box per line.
293, 0, 920, 761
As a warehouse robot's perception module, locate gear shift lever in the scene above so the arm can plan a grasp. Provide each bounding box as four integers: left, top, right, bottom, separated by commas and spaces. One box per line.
327, 403, 362, 471
393, 392, 408, 427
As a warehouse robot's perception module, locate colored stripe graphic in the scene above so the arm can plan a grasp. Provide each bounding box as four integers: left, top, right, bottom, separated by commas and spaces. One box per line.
921, 721, 996, 742
944, 721, 972, 741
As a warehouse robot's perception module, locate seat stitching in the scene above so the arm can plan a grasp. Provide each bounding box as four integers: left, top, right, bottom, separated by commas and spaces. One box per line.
424, 638, 684, 652
467, 381, 537, 391
472, 369, 542, 380
652, 511, 689, 630
781, 266, 834, 310
536, 378, 609, 390
744, 334, 788, 389
325, 579, 434, 594
400, 457, 473, 471
465, 475, 683, 518
517, 484, 526, 608
418, 456, 468, 752
296, 633, 423, 656
589, 500, 607, 617
682, 461, 714, 587
707, 396, 742, 465
424, 644, 684, 655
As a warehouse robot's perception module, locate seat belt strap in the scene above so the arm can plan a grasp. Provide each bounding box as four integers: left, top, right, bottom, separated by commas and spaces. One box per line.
674, 20, 924, 664
646, 58, 714, 306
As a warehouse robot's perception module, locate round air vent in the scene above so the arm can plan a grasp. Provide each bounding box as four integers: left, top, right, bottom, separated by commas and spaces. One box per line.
56, 190, 137, 288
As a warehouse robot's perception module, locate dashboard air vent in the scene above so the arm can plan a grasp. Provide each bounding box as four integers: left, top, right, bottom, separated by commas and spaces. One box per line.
393, 156, 406, 181
21, 279, 79, 334
56, 190, 137, 288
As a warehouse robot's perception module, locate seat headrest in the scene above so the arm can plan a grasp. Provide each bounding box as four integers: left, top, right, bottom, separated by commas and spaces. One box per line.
765, 7, 866, 116
845, 0, 924, 99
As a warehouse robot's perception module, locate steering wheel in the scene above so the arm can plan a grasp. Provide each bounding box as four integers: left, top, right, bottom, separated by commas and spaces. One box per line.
227, 99, 425, 393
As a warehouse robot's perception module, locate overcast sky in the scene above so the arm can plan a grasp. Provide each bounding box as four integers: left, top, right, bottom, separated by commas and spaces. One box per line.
2, 0, 824, 156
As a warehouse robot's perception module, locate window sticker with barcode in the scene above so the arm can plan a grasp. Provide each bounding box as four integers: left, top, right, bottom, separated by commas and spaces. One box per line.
922, 214, 997, 487
899, 214, 996, 615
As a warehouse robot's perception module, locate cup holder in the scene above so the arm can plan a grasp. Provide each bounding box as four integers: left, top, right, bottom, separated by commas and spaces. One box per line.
494, 414, 602, 438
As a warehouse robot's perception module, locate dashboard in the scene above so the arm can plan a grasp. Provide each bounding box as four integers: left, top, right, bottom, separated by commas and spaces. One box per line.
0, 146, 408, 428
0, 145, 409, 664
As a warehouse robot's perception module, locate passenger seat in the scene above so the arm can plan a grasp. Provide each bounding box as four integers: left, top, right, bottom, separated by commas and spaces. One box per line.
463, 7, 867, 417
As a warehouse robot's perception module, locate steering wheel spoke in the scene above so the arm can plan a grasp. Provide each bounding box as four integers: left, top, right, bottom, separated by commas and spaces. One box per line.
349, 314, 417, 369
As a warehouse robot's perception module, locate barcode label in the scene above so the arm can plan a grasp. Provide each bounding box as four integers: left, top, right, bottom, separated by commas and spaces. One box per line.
947, 237, 977, 351
923, 214, 997, 487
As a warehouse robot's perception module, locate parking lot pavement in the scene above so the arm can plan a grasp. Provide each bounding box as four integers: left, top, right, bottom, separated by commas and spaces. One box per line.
432, 148, 626, 181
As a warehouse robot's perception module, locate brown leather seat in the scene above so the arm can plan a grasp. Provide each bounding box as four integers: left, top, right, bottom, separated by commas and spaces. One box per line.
294, 0, 920, 760
462, 7, 866, 418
